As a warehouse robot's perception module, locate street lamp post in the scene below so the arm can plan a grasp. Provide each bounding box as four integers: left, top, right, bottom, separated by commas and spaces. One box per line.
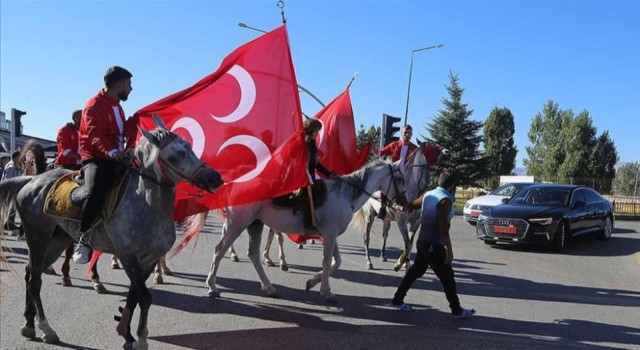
237, 22, 325, 108
403, 44, 443, 126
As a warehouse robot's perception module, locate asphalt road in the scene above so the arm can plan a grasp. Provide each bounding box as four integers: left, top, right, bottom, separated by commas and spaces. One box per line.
1, 214, 639, 350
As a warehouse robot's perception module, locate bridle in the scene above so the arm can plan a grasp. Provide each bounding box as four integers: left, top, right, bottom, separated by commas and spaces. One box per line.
338, 163, 407, 208
139, 133, 211, 191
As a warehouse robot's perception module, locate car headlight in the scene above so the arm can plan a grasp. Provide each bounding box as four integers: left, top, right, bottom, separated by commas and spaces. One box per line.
529, 217, 554, 225
478, 214, 489, 222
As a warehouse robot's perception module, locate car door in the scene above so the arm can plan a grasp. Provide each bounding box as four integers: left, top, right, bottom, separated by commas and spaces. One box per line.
585, 189, 607, 231
568, 189, 588, 235
581, 189, 601, 233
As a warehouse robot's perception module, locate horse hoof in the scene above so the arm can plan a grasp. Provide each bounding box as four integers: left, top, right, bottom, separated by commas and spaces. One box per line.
94, 283, 108, 294
132, 340, 149, 350
366, 263, 374, 270
154, 275, 164, 284
61, 277, 72, 287
41, 332, 60, 344
265, 289, 279, 298
264, 259, 275, 267
20, 326, 36, 339
43, 266, 57, 275
123, 342, 134, 350
305, 279, 318, 291
208, 290, 221, 298
111, 262, 121, 269
393, 265, 401, 272
162, 268, 173, 276
325, 295, 339, 304
381, 255, 387, 262
280, 263, 289, 272
297, 244, 304, 249
231, 255, 239, 262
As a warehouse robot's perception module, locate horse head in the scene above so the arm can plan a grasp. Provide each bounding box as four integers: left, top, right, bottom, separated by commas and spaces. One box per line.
403, 145, 431, 201
384, 161, 409, 207
137, 114, 224, 192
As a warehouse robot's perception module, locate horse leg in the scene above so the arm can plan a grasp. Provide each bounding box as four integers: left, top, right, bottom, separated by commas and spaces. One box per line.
247, 221, 277, 297
90, 258, 108, 294
154, 262, 164, 285
306, 235, 338, 303
276, 231, 288, 271
159, 255, 172, 275
61, 244, 73, 287
394, 221, 411, 272
381, 218, 390, 262
132, 265, 155, 350
206, 223, 241, 298
263, 228, 275, 267
228, 245, 239, 262
363, 215, 374, 270
21, 265, 37, 339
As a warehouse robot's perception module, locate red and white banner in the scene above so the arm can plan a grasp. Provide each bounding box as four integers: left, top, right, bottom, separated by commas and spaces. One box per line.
134, 25, 309, 220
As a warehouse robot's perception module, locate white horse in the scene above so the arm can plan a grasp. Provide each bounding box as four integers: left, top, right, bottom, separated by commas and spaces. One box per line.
352, 143, 445, 271
227, 228, 289, 271
183, 160, 408, 303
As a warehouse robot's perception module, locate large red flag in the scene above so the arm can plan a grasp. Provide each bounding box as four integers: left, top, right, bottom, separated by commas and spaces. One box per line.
315, 87, 371, 175
134, 25, 309, 220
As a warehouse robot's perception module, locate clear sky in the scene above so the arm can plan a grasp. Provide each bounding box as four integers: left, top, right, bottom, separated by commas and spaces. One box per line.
1, 0, 638, 167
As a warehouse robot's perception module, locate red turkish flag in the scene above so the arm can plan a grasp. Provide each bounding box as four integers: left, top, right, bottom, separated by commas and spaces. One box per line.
314, 87, 371, 175
134, 25, 309, 220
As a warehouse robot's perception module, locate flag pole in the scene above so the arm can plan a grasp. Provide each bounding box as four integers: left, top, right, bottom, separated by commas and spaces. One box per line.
278, 1, 286, 24
346, 70, 359, 89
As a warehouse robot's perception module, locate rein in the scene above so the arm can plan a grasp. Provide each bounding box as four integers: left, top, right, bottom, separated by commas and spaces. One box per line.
336, 164, 407, 208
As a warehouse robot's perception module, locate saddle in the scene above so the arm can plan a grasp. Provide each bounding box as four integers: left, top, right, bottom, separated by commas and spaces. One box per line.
44, 170, 130, 222
272, 181, 328, 215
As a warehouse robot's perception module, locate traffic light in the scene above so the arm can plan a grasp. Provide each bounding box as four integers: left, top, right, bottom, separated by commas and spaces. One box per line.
11, 108, 26, 137
381, 113, 401, 147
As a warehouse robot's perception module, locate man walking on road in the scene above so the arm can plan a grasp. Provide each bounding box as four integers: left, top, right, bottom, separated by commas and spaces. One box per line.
391, 170, 475, 318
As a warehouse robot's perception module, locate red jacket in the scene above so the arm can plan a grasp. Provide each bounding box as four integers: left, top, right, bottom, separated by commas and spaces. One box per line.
379, 140, 418, 164
54, 123, 80, 167
80, 90, 132, 161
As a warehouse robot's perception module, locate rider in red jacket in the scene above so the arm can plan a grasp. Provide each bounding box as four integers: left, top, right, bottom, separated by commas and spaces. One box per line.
73, 66, 135, 264
376, 124, 417, 219
54, 110, 82, 170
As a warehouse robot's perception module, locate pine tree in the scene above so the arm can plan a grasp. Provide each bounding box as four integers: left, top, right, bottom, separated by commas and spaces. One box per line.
356, 124, 380, 162
423, 71, 489, 186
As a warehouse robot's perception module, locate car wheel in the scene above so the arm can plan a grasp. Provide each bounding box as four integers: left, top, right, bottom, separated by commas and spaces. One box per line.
597, 216, 613, 241
468, 221, 477, 226
551, 221, 566, 251
483, 240, 497, 246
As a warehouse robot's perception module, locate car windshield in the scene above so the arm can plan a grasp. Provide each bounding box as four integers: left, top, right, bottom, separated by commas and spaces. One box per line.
508, 187, 571, 206
489, 183, 531, 197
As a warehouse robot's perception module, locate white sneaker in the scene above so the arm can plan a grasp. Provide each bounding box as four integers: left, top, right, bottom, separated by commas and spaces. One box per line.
72, 244, 90, 264
452, 308, 476, 319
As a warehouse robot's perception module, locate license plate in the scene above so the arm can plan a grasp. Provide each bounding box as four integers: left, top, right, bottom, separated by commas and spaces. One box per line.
470, 211, 480, 218
493, 225, 517, 235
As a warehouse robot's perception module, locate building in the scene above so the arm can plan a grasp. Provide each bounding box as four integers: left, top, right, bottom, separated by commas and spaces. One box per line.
0, 110, 57, 159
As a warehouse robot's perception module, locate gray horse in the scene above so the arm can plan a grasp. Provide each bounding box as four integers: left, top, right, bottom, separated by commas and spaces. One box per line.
0, 115, 223, 350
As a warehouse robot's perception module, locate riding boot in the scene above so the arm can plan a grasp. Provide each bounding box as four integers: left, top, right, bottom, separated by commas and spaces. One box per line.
72, 233, 92, 264
377, 194, 388, 219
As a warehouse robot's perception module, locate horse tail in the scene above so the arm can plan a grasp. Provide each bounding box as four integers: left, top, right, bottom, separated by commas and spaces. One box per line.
170, 211, 209, 257
0, 176, 32, 285
0, 176, 32, 230
349, 207, 366, 234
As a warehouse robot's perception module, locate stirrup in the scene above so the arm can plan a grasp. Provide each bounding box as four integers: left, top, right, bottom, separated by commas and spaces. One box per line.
72, 243, 91, 264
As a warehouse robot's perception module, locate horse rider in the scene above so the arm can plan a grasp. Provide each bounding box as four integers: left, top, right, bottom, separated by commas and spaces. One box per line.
73, 66, 135, 264
303, 118, 337, 230
54, 109, 82, 170
376, 124, 417, 218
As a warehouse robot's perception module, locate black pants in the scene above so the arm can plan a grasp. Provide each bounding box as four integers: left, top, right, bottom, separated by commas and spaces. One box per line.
80, 157, 118, 233
392, 240, 462, 313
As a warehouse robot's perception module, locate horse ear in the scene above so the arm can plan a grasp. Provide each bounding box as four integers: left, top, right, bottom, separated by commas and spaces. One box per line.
138, 125, 161, 147
152, 114, 169, 131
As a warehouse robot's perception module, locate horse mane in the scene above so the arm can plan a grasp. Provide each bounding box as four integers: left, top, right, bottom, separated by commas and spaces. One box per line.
331, 160, 389, 202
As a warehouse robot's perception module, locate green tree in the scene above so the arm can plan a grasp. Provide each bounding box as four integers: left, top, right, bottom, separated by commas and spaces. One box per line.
356, 124, 380, 162
524, 100, 618, 192
422, 71, 490, 186
612, 162, 639, 196
591, 131, 618, 193
484, 106, 518, 188
524, 100, 571, 181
